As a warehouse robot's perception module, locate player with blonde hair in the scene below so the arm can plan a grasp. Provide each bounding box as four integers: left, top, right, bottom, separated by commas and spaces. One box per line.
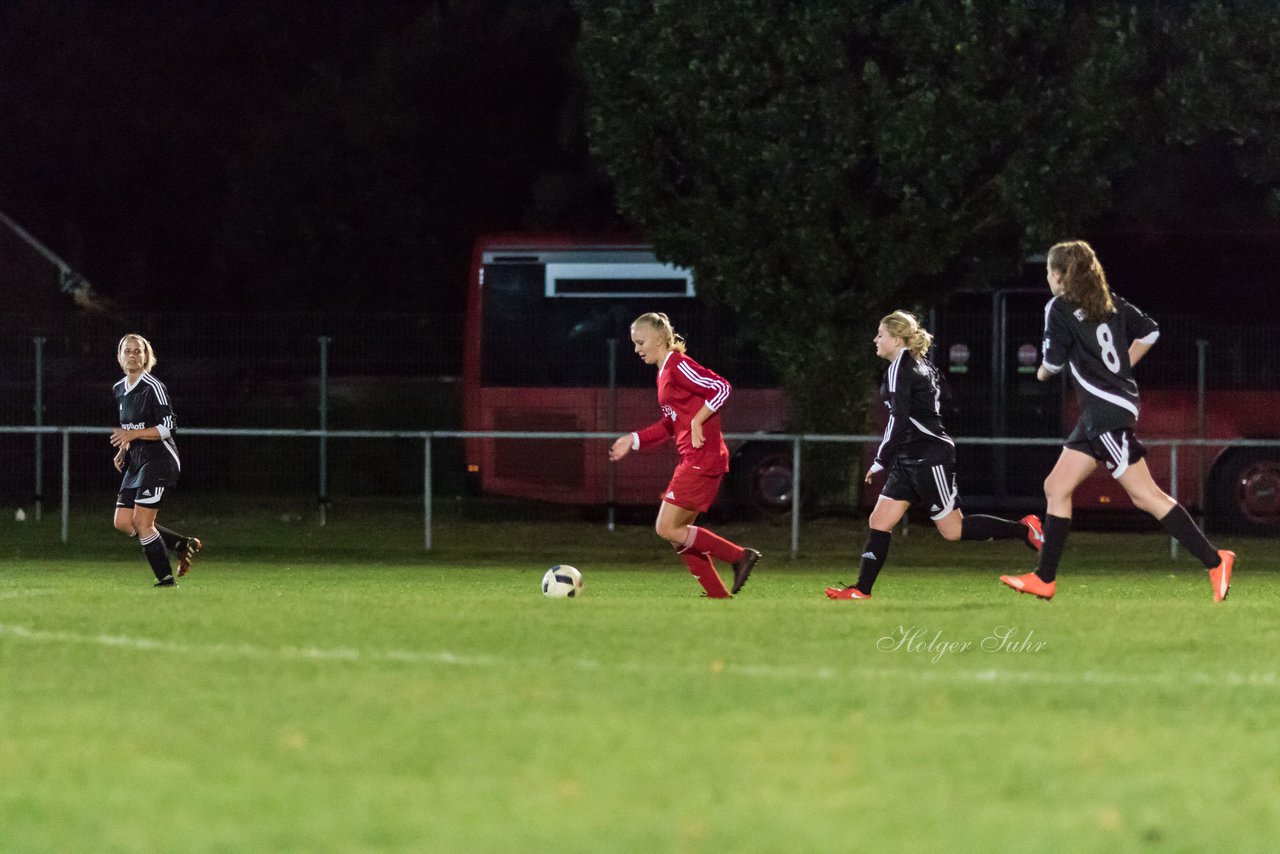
109, 333, 202, 587
610, 312, 760, 597
827, 312, 1042, 600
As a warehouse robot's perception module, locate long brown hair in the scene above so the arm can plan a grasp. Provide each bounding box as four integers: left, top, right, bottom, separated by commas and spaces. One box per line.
1047, 240, 1114, 323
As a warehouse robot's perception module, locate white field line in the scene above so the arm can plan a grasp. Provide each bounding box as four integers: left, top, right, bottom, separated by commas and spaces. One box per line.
0, 589, 56, 601
1, 621, 1276, 690
0, 622, 502, 667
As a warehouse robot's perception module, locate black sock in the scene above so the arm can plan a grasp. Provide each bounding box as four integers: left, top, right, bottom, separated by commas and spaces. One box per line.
854, 529, 892, 594
960, 514, 1026, 541
141, 533, 174, 582
1159, 504, 1220, 568
1036, 514, 1071, 583
154, 524, 187, 552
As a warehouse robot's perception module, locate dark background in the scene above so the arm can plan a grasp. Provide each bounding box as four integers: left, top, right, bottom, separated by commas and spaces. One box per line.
0, 0, 618, 317
2, 1, 1277, 321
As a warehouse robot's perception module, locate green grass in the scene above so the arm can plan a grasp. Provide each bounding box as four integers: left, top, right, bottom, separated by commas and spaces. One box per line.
2, 499, 1278, 852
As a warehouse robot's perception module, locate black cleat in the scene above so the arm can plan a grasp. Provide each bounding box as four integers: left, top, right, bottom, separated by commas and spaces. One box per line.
154, 576, 177, 588
731, 548, 761, 594
175, 537, 202, 578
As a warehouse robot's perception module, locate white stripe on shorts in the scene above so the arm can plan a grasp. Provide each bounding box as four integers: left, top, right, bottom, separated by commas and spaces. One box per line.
135, 487, 164, 506
1099, 432, 1131, 479
930, 464, 957, 520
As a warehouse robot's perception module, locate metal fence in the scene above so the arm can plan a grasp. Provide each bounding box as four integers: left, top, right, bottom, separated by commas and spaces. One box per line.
4, 426, 1272, 559
0, 313, 464, 505
5, 306, 1279, 498
5, 308, 1280, 552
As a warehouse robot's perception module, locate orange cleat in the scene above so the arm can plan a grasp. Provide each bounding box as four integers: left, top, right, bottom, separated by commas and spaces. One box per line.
825, 586, 872, 600
1209, 549, 1235, 603
1021, 515, 1045, 552
999, 571, 1055, 601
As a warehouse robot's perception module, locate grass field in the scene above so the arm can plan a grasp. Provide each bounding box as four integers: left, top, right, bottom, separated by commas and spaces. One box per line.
2, 499, 1278, 852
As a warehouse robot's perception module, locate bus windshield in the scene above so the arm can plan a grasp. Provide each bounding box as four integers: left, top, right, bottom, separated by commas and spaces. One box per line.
480, 252, 774, 388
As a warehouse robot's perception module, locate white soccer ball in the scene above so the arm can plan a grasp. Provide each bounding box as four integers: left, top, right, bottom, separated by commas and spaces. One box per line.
542, 564, 584, 598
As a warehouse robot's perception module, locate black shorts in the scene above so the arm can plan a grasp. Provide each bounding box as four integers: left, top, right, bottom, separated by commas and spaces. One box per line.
880, 455, 959, 520
116, 486, 168, 509
1065, 425, 1147, 479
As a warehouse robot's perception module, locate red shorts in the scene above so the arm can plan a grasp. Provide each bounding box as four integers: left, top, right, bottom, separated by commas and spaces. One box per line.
661, 462, 724, 513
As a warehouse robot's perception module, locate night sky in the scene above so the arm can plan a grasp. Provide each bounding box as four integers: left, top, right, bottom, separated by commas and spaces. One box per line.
1, 1, 1275, 319
0, 0, 611, 316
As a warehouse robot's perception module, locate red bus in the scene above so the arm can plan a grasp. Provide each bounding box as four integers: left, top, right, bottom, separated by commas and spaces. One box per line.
461, 234, 792, 514
463, 234, 1280, 533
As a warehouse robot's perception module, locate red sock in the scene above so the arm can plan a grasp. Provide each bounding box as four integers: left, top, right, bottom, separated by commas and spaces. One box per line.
677, 547, 731, 598
690, 526, 746, 565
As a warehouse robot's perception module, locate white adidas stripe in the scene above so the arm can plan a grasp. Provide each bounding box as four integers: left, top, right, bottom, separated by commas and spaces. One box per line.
1098, 431, 1130, 479
676, 359, 730, 410
141, 373, 169, 405
135, 487, 164, 506
874, 414, 896, 463
930, 464, 956, 519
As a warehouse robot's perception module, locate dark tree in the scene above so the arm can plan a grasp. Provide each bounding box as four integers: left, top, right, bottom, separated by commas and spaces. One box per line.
578, 0, 1280, 434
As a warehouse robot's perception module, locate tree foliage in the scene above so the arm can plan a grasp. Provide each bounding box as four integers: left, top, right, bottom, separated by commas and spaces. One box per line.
577, 0, 1280, 433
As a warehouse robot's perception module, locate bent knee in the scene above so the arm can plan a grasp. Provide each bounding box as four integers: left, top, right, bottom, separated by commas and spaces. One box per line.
1043, 477, 1071, 502
655, 521, 682, 543
113, 518, 135, 535
937, 525, 962, 542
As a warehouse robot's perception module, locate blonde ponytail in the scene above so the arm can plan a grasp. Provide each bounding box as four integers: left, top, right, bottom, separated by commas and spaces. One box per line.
632, 312, 687, 353
880, 311, 932, 359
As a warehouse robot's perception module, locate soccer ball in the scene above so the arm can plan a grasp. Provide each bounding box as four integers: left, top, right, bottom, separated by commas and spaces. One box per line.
542, 564, 584, 598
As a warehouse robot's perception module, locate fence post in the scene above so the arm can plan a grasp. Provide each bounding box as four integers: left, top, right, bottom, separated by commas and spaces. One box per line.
791, 437, 802, 559
424, 435, 433, 552
1195, 339, 1208, 521
318, 336, 331, 526
991, 291, 1008, 508
60, 429, 70, 544
1169, 443, 1179, 560
34, 336, 45, 522
606, 337, 617, 533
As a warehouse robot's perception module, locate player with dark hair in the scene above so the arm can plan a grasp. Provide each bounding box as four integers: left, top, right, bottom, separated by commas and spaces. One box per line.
109, 333, 202, 587
826, 311, 1043, 600
609, 312, 761, 598
1000, 240, 1235, 602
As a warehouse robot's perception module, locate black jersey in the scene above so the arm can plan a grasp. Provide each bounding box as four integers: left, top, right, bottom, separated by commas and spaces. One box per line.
114, 372, 181, 489
870, 348, 954, 472
1041, 294, 1160, 437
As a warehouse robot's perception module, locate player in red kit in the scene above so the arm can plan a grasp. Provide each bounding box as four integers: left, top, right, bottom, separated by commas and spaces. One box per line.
609, 312, 761, 597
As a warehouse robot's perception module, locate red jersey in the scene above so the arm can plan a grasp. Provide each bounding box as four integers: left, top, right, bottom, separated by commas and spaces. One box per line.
633, 351, 732, 474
